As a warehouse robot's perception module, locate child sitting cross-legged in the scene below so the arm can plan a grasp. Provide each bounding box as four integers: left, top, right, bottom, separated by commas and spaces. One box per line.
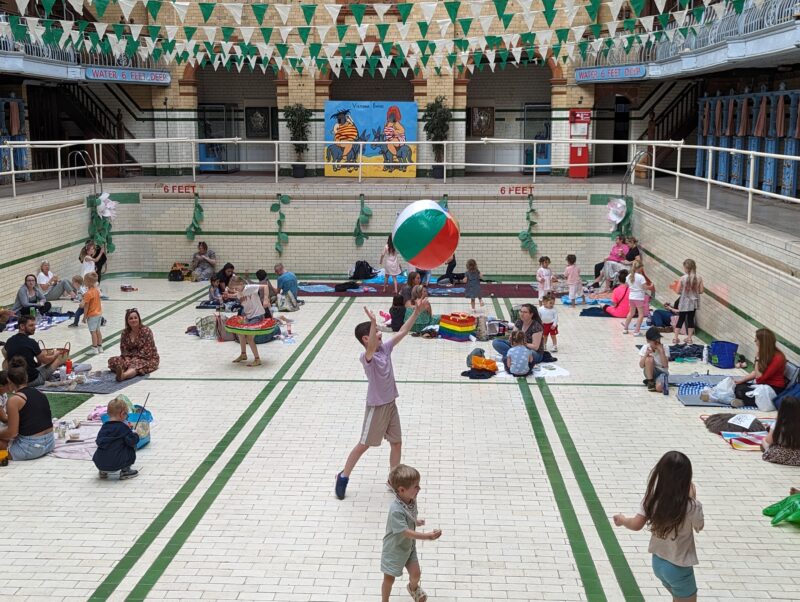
505, 330, 535, 377
93, 397, 139, 480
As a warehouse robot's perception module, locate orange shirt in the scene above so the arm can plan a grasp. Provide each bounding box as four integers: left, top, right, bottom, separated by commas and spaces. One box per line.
83, 287, 102, 317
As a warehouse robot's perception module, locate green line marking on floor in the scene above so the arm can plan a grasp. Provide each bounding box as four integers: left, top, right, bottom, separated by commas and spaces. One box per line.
71, 288, 207, 362
88, 298, 346, 602
492, 297, 506, 321
517, 379, 608, 602
536, 379, 644, 601
123, 297, 355, 601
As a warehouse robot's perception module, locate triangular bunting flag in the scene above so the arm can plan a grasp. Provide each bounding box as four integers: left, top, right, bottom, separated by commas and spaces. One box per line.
350, 4, 367, 25
251, 4, 268, 25
278, 26, 292, 43
224, 3, 244, 25
374, 3, 391, 20
199, 3, 215, 23
240, 26, 255, 44
172, 2, 190, 23
301, 4, 317, 24
396, 3, 413, 24
420, 2, 437, 23
274, 4, 292, 24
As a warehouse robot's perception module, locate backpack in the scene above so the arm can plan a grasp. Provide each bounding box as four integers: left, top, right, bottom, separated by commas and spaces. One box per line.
168, 262, 190, 282
334, 281, 359, 292
168, 269, 184, 282
352, 260, 376, 280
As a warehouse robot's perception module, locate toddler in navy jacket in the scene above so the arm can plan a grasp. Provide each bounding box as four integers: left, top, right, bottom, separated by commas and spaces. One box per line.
93, 397, 139, 480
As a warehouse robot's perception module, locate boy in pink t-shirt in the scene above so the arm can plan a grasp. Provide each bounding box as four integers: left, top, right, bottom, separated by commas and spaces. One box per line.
564, 254, 585, 307
336, 302, 422, 500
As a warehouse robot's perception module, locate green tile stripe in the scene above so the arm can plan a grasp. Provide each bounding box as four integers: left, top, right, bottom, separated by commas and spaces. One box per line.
70, 288, 207, 363
642, 248, 800, 357
0, 238, 87, 271
123, 297, 355, 601
536, 380, 644, 601
88, 298, 346, 601
516, 380, 608, 602
110, 230, 611, 238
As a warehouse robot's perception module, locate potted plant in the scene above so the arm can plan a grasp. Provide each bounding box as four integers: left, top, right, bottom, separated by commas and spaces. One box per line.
422, 95, 452, 179
283, 103, 312, 178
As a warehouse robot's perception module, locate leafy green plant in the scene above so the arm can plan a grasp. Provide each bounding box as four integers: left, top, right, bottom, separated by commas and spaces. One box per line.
88, 196, 115, 253
518, 193, 538, 258
283, 103, 312, 159
185, 193, 204, 240
270, 193, 291, 254
353, 194, 372, 247
422, 95, 453, 162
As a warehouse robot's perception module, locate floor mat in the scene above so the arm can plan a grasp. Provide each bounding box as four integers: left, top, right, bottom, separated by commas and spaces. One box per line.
297, 282, 537, 298
50, 421, 101, 460
673, 374, 755, 408
39, 372, 149, 394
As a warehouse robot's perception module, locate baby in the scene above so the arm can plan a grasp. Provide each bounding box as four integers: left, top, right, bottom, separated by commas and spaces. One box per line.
93, 397, 140, 480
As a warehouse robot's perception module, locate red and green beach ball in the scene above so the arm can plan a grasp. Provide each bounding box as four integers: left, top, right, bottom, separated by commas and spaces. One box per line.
392, 200, 460, 270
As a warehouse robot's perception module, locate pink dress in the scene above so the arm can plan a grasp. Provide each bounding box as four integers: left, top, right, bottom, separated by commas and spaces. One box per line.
604, 285, 630, 318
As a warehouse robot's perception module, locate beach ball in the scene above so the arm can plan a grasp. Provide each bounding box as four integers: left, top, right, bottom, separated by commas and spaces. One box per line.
392, 200, 460, 270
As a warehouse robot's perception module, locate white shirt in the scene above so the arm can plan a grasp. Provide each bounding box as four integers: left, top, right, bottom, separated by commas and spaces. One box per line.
37, 271, 54, 287
628, 273, 648, 301
241, 284, 266, 320
81, 258, 95, 277
536, 267, 552, 290
639, 343, 669, 369
538, 306, 558, 326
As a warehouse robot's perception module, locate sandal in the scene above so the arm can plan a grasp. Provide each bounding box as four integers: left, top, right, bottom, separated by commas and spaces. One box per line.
407, 583, 428, 602
247, 358, 262, 367
232, 354, 248, 363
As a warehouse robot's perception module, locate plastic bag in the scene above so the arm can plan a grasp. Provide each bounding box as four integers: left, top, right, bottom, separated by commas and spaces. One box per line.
746, 384, 777, 412
710, 376, 736, 404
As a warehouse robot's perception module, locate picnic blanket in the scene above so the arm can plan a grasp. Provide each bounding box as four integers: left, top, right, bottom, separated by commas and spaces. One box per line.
428, 287, 465, 295
299, 284, 336, 293
4, 315, 71, 331
580, 307, 610, 317
50, 421, 101, 460
362, 270, 408, 285
40, 372, 149, 394
560, 295, 610, 306
672, 374, 755, 408
496, 363, 570, 380
700, 415, 776, 451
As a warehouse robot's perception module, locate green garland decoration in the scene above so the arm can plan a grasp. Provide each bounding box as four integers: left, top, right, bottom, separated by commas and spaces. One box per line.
353, 194, 373, 247
517, 193, 538, 258
88, 195, 115, 253
270, 193, 291, 254
185, 192, 204, 240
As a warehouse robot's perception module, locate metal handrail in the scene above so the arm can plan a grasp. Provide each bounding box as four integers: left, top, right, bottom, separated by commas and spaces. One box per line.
623, 149, 650, 196
66, 150, 99, 196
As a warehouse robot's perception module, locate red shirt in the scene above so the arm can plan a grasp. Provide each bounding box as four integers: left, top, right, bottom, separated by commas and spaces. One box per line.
756, 352, 786, 389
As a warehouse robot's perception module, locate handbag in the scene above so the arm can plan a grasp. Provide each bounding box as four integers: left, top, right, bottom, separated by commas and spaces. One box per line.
38, 340, 70, 359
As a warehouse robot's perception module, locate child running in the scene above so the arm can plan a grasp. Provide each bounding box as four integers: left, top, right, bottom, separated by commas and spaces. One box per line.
673, 259, 704, 346
614, 451, 703, 602
335, 302, 422, 500
93, 397, 140, 480
81, 272, 103, 354
464, 259, 484, 311
380, 235, 403, 294
536, 256, 553, 306
623, 259, 654, 336
564, 254, 584, 306
539, 293, 559, 352
381, 464, 442, 602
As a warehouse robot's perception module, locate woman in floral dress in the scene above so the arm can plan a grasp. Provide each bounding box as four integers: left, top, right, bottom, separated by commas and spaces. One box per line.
108, 309, 160, 381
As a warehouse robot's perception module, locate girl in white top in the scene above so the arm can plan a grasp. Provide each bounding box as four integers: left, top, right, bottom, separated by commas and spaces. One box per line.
80, 242, 104, 278
614, 451, 704, 601
622, 259, 653, 336
380, 235, 403, 295
228, 276, 271, 367
536, 256, 553, 306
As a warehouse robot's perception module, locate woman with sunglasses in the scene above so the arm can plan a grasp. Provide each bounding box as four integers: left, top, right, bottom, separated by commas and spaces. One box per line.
12, 274, 51, 316
107, 309, 160, 382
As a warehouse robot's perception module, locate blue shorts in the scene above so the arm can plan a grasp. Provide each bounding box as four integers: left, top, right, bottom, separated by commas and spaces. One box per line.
87, 315, 103, 332
9, 432, 55, 461
652, 554, 697, 598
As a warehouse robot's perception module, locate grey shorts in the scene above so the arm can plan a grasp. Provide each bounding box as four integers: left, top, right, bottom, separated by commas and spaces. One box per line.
381, 545, 418, 578
28, 364, 54, 388
87, 315, 103, 332
9, 431, 55, 461
644, 366, 667, 380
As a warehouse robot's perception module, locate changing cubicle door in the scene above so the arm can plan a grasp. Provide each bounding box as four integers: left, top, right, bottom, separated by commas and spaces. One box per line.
523, 104, 551, 174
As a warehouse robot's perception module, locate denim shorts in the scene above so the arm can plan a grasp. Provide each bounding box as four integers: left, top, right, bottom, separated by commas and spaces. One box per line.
87, 315, 103, 331
9, 431, 55, 461
652, 554, 697, 598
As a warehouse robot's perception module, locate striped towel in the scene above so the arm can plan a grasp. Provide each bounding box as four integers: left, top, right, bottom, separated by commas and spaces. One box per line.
678, 382, 709, 398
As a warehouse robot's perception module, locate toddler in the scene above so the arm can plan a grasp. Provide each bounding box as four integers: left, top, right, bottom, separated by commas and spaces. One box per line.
536, 256, 553, 306
381, 464, 441, 602
68, 275, 86, 328
208, 276, 223, 305
464, 258, 483, 310
81, 272, 103, 354
539, 293, 559, 352
564, 254, 584, 306
93, 397, 140, 480
388, 294, 406, 332
505, 330, 534, 377
614, 451, 703, 601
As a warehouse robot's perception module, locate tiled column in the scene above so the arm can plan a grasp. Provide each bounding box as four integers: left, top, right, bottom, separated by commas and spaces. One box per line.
152, 63, 198, 175
412, 77, 429, 175
452, 77, 469, 177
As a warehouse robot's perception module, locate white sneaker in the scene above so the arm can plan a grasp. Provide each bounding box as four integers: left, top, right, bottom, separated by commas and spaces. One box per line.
92, 346, 101, 355
551, 346, 558, 352
98, 346, 104, 353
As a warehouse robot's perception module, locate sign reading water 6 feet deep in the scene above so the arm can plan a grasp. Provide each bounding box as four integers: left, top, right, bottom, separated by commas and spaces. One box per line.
85, 67, 171, 85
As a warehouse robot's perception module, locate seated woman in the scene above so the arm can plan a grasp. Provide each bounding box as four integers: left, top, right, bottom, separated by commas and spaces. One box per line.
190, 241, 217, 281
762, 396, 800, 466
403, 285, 439, 333
733, 328, 787, 407
492, 303, 545, 364
12, 274, 51, 315
0, 357, 55, 461
602, 270, 630, 318
108, 309, 160, 382
591, 236, 628, 288
400, 271, 421, 307
595, 236, 641, 292
217, 263, 236, 294
37, 261, 76, 301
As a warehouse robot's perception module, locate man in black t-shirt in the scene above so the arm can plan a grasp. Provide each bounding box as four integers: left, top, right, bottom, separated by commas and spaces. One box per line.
1, 315, 65, 386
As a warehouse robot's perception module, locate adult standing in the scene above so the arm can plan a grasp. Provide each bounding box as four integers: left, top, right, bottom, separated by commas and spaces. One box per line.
190, 241, 217, 281
0, 357, 55, 461
37, 261, 76, 301
108, 309, 160, 382
274, 263, 299, 299
492, 303, 545, 364
733, 328, 787, 407
1, 314, 66, 387
12, 275, 51, 315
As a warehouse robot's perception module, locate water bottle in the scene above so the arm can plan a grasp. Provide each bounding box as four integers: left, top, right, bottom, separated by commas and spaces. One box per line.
65, 359, 73, 375
30, 307, 36, 318
702, 345, 709, 364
